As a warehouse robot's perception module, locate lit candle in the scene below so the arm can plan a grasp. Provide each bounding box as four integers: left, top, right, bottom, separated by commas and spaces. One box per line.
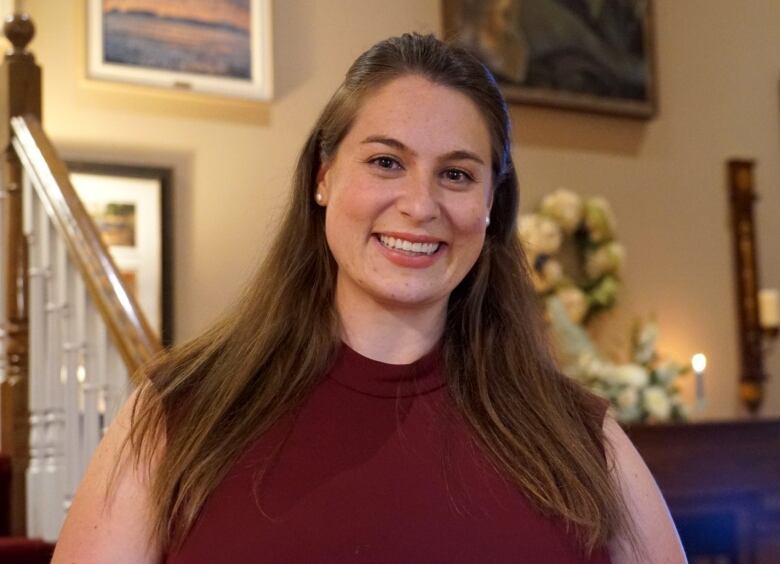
692, 353, 707, 408
758, 289, 779, 328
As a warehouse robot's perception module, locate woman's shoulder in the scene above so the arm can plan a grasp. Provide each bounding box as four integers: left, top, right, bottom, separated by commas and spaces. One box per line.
51, 388, 163, 563
602, 415, 687, 563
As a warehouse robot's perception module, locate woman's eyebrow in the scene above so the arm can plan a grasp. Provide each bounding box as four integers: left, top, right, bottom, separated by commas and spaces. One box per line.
361, 135, 485, 166
361, 135, 415, 155
440, 150, 485, 166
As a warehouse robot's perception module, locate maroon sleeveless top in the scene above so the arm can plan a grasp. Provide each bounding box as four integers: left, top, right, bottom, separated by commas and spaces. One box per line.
166, 344, 611, 563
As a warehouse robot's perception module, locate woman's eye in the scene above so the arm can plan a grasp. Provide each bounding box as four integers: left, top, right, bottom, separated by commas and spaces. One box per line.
443, 168, 473, 183
370, 156, 402, 170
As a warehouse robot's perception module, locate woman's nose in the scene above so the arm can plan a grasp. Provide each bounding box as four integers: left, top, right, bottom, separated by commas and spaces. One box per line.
396, 172, 440, 223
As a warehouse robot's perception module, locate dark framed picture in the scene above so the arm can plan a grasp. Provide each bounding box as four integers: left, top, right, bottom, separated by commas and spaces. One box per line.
443, 0, 657, 119
87, 0, 273, 101
68, 161, 174, 346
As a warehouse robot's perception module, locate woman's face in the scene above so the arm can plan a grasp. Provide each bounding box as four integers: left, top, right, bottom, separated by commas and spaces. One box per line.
317, 74, 494, 314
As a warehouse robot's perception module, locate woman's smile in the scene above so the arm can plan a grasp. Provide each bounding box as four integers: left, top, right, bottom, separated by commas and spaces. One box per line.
376, 233, 442, 256
372, 233, 447, 269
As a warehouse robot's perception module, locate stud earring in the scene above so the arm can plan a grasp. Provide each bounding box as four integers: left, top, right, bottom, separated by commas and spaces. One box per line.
316, 192, 323, 203
486, 216, 491, 227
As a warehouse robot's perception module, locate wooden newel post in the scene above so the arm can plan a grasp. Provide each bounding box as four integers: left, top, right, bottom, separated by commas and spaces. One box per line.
0, 12, 40, 535
726, 160, 767, 414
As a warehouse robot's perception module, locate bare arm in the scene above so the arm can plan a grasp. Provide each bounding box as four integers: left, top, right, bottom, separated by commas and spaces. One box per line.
52, 388, 163, 564
604, 416, 687, 564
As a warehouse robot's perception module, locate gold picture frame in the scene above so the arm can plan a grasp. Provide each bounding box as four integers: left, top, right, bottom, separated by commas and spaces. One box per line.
442, 0, 657, 119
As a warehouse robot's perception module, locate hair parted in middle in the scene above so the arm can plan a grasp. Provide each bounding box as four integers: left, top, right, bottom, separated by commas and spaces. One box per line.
122, 32, 636, 557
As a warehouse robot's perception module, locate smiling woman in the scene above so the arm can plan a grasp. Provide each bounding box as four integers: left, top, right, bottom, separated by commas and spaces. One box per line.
52, 33, 685, 564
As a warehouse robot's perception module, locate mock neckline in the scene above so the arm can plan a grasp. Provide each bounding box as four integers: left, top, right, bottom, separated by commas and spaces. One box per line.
327, 342, 446, 398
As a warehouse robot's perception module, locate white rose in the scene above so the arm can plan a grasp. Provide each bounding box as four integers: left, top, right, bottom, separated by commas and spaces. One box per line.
542, 259, 563, 286
557, 286, 588, 324
540, 188, 583, 235
613, 364, 649, 388
575, 352, 600, 374
654, 360, 681, 384
583, 197, 617, 243
575, 353, 612, 384
585, 242, 625, 280
643, 386, 672, 420
518, 213, 562, 257
632, 321, 658, 365
617, 386, 639, 409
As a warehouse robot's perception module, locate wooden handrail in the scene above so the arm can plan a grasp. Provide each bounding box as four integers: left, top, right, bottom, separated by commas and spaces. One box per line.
11, 114, 161, 377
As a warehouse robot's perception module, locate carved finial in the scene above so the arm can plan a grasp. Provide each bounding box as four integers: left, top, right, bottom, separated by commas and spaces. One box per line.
4, 13, 35, 54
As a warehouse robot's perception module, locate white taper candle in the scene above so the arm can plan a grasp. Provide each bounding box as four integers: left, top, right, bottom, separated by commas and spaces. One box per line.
758, 288, 779, 328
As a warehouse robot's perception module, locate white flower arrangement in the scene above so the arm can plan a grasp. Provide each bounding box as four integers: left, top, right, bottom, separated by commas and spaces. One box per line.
519, 187, 624, 324
547, 297, 689, 424
522, 188, 690, 425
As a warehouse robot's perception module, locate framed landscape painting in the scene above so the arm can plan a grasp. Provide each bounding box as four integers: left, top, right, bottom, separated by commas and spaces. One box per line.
69, 162, 173, 346
87, 0, 273, 101
442, 0, 656, 119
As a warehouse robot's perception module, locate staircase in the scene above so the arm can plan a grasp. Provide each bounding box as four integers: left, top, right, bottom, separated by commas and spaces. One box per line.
0, 11, 162, 557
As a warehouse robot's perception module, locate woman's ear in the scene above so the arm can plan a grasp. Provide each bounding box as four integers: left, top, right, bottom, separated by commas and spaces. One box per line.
315, 161, 331, 206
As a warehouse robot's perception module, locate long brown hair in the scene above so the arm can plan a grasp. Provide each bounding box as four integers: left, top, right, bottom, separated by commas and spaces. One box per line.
123, 33, 634, 556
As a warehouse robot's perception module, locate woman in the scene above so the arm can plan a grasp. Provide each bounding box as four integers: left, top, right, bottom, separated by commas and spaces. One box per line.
53, 33, 684, 563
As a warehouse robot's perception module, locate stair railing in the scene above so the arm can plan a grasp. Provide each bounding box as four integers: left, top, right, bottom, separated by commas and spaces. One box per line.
0, 13, 162, 540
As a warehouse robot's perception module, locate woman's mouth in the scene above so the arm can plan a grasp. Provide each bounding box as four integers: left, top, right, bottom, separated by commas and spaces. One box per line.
376, 234, 441, 256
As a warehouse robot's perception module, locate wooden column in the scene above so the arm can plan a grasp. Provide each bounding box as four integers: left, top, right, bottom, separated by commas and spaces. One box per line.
0, 12, 40, 535
726, 160, 766, 414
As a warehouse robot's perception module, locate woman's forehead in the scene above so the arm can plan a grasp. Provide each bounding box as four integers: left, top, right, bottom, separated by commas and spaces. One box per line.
344, 75, 493, 158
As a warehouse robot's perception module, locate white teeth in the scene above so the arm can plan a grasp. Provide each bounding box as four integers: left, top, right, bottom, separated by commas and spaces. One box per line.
378, 234, 440, 255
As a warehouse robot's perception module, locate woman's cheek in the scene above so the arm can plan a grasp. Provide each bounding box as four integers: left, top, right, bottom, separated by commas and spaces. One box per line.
458, 205, 488, 233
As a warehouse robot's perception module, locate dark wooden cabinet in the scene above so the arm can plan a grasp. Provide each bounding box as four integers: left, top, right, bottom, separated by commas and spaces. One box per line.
628, 419, 780, 563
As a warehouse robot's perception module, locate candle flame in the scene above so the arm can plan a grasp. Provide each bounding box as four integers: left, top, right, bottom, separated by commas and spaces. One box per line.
692, 353, 707, 373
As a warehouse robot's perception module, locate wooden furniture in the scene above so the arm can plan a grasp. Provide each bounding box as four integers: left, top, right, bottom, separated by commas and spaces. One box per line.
726, 160, 777, 414
629, 419, 780, 563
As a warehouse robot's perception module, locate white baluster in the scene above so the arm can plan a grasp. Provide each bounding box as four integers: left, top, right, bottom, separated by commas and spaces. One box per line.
94, 319, 108, 439
60, 259, 84, 525
104, 341, 129, 434
40, 233, 67, 541
24, 170, 47, 538
81, 297, 102, 471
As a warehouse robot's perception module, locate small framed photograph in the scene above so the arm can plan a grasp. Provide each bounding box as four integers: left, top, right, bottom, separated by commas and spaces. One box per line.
443, 0, 656, 119
87, 0, 273, 101
68, 162, 173, 346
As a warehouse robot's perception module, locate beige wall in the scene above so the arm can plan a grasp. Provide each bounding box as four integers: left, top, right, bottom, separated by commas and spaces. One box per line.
25, 0, 780, 420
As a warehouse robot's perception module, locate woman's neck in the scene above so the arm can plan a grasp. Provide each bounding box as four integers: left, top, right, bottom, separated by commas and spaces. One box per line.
335, 281, 446, 365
